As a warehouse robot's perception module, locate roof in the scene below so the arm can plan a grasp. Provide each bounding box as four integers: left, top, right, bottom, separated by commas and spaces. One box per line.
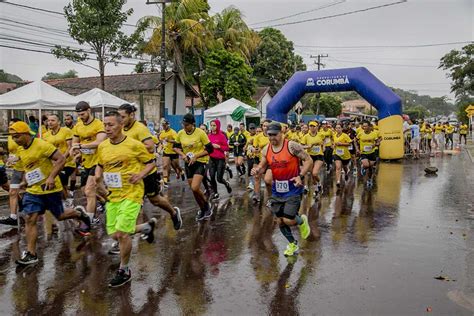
45, 72, 175, 95
341, 99, 370, 106
252, 86, 271, 103
0, 82, 18, 94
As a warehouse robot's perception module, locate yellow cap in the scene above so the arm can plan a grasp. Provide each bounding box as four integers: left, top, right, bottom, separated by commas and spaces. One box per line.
309, 121, 318, 127
9, 121, 34, 135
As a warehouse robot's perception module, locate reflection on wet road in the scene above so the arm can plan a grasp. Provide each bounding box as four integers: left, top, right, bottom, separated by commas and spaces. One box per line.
0, 153, 472, 315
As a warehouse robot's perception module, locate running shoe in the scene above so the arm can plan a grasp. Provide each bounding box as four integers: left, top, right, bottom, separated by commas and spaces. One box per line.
181, 172, 186, 181
171, 207, 182, 230
108, 242, 120, 255
196, 210, 205, 221
283, 242, 299, 257
225, 182, 232, 194
96, 202, 106, 214
140, 218, 157, 243
15, 251, 38, 266
299, 214, 311, 240
0, 215, 19, 226
108, 269, 132, 288
203, 202, 214, 219
75, 206, 91, 236
360, 167, 367, 177
252, 195, 260, 203
211, 193, 220, 200
226, 165, 233, 179
247, 182, 254, 191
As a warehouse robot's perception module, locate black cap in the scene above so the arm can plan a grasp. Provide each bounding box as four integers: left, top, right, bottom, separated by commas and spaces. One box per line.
182, 113, 195, 124
249, 123, 256, 129
75, 101, 90, 112
267, 122, 282, 135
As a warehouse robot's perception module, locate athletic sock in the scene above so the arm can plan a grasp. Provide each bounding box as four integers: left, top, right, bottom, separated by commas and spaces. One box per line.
137, 222, 151, 234
295, 215, 303, 225
280, 225, 296, 243
10, 214, 17, 220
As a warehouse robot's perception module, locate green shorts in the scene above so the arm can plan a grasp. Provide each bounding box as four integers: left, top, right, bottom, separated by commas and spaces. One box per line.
106, 199, 141, 235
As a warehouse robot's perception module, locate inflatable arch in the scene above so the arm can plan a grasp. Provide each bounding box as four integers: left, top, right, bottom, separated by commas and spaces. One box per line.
266, 67, 404, 160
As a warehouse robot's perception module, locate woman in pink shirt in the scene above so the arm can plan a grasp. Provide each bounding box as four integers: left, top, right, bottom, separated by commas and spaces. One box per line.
208, 119, 232, 199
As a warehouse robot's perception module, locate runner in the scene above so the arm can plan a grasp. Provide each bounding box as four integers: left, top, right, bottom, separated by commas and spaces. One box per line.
245, 123, 258, 191
405, 120, 421, 159
229, 126, 247, 178
173, 113, 215, 221
250, 122, 311, 257
445, 122, 454, 150
43, 114, 76, 200
423, 123, 433, 155
301, 121, 324, 196
207, 119, 232, 199
333, 123, 352, 188
0, 118, 25, 226
239, 122, 251, 140
96, 111, 158, 287
356, 120, 381, 188
319, 121, 334, 172
118, 104, 182, 230
158, 119, 184, 187
63, 114, 78, 191
433, 122, 445, 152
344, 122, 358, 175
252, 119, 271, 203
224, 124, 234, 179
459, 122, 468, 145
64, 114, 75, 129
70, 101, 107, 223
10, 121, 91, 266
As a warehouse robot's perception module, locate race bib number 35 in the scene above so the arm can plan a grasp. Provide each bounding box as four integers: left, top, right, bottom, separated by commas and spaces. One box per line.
25, 168, 45, 186
103, 172, 123, 188
275, 180, 289, 193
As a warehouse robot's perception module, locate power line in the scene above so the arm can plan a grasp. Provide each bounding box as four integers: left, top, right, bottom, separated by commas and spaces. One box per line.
329, 57, 437, 68
250, 0, 345, 26
294, 41, 473, 49
254, 0, 407, 29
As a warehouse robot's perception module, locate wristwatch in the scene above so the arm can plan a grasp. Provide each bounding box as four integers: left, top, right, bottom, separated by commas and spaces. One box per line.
299, 174, 305, 180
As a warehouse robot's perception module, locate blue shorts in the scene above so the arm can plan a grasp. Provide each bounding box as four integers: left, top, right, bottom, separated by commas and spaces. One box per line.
22, 192, 64, 219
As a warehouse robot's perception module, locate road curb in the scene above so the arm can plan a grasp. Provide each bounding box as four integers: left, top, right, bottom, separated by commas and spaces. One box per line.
466, 146, 474, 163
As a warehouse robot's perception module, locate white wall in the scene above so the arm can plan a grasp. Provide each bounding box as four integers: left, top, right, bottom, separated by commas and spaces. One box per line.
164, 79, 186, 115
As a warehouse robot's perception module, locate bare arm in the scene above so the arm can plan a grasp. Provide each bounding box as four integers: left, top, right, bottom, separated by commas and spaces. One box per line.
288, 141, 313, 177
80, 132, 107, 149
143, 138, 156, 154
44, 150, 65, 190
250, 145, 269, 175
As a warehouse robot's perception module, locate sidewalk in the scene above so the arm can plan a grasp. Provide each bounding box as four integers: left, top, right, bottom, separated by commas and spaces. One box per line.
465, 137, 474, 163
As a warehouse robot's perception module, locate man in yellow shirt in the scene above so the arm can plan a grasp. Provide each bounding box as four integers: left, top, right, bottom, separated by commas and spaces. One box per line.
301, 121, 324, 195
239, 122, 251, 140
333, 123, 352, 188
174, 113, 215, 221
356, 120, 381, 188
119, 104, 182, 231
96, 111, 157, 287
159, 119, 184, 185
70, 101, 107, 223
433, 122, 445, 152
10, 121, 91, 266
459, 123, 468, 145
245, 123, 258, 190
445, 122, 454, 150
319, 120, 334, 172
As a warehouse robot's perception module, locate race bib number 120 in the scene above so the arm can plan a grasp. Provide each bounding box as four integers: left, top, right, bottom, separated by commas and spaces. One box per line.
103, 172, 122, 188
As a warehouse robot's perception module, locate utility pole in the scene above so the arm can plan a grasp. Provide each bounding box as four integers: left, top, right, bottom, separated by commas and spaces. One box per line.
146, 0, 171, 120
310, 54, 328, 116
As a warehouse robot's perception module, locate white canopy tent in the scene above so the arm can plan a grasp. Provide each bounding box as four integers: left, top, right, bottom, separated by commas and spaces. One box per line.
0, 81, 78, 136
203, 98, 260, 127
75, 88, 136, 119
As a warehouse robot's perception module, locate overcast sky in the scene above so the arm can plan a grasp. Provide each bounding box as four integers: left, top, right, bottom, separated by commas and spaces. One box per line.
0, 0, 472, 100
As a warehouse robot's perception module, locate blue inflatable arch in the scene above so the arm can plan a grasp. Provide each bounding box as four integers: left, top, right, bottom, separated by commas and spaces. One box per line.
266, 67, 404, 159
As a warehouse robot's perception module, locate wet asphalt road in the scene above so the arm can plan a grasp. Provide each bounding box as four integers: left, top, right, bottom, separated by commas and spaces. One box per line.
0, 152, 472, 315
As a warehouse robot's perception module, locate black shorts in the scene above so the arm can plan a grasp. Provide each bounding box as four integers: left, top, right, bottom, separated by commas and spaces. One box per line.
59, 166, 75, 187
333, 155, 351, 165
163, 153, 179, 160
80, 165, 96, 187
184, 161, 207, 179
143, 171, 161, 197
247, 157, 260, 175
233, 148, 244, 157
310, 155, 324, 162
268, 194, 302, 220
0, 166, 8, 186
361, 152, 377, 162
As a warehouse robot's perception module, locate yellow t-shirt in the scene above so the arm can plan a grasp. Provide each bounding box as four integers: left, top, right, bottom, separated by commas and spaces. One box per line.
319, 128, 334, 147
97, 137, 154, 204
175, 127, 211, 164
123, 121, 153, 144
253, 132, 269, 159
72, 118, 105, 169
358, 131, 379, 154
159, 128, 178, 155
333, 132, 352, 160
16, 138, 63, 195
445, 125, 454, 134
356, 126, 363, 137
226, 130, 234, 148
301, 132, 324, 156
424, 127, 433, 139
242, 130, 251, 140
43, 127, 75, 168
8, 135, 23, 171
246, 133, 257, 158
460, 124, 468, 135
434, 125, 444, 134
372, 124, 379, 131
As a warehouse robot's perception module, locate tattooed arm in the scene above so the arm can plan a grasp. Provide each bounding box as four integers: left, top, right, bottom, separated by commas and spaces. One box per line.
288, 140, 313, 182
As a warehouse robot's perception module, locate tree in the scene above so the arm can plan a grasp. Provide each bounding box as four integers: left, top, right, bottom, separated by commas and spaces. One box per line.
201, 49, 256, 107
52, 0, 145, 89
455, 95, 474, 124
251, 28, 306, 94
307, 93, 342, 117
403, 104, 429, 120
439, 43, 473, 99
42, 70, 78, 80
0, 70, 22, 83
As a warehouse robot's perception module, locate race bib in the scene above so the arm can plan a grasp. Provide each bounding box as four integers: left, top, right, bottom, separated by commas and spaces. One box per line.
25, 168, 45, 186
162, 140, 167, 146
186, 152, 195, 159
363, 145, 373, 152
324, 137, 331, 144
103, 172, 122, 188
80, 148, 96, 155
336, 148, 344, 156
348, 144, 353, 151
312, 146, 321, 154
275, 180, 289, 193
